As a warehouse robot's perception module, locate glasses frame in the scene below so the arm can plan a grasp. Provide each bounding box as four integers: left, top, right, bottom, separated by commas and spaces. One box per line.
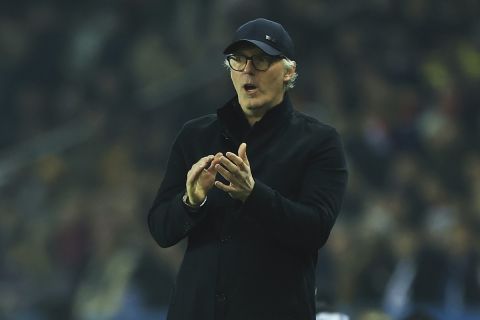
226, 53, 283, 72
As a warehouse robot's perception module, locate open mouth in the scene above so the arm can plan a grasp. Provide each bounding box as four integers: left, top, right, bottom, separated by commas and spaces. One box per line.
243, 84, 257, 93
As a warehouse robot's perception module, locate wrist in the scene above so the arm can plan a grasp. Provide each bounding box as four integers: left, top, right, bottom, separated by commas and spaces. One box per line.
182, 193, 207, 210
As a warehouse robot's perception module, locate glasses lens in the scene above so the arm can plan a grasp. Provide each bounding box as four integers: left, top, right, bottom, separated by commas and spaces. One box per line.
252, 55, 271, 71
228, 54, 278, 71
228, 55, 246, 71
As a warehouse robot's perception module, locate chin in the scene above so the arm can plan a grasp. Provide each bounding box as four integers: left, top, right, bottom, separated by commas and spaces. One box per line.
246, 103, 263, 110
241, 98, 264, 110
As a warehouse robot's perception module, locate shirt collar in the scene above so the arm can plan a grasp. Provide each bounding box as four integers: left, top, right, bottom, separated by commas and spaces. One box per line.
217, 94, 293, 142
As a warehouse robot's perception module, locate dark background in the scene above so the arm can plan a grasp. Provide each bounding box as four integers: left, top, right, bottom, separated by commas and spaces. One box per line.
1, 0, 479, 319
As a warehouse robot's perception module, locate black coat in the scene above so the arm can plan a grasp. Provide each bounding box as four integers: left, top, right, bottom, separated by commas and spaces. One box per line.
148, 95, 348, 320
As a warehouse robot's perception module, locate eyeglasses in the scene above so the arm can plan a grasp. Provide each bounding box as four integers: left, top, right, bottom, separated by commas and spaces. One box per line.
226, 53, 282, 71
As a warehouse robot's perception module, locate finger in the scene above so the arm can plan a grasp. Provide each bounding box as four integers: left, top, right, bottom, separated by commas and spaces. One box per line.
219, 156, 239, 174
238, 143, 249, 165
206, 153, 223, 173
225, 152, 247, 170
196, 155, 214, 168
205, 161, 216, 174
198, 155, 215, 170
188, 155, 214, 181
215, 163, 235, 183
214, 181, 236, 193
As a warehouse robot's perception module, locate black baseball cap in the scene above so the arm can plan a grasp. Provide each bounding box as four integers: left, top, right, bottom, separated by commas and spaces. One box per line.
223, 18, 295, 60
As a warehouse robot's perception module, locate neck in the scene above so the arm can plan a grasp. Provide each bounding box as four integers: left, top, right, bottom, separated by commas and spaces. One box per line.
245, 114, 262, 126
242, 94, 286, 126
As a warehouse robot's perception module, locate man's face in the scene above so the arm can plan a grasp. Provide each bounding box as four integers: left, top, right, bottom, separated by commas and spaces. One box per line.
229, 45, 292, 118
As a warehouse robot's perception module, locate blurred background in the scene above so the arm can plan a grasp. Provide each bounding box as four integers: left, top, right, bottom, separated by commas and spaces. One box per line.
1, 0, 479, 319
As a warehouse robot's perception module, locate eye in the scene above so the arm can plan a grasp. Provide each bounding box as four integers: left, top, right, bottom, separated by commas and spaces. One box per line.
253, 55, 270, 64
231, 55, 245, 62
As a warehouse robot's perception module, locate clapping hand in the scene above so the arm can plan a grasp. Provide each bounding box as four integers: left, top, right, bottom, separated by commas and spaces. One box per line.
185, 152, 222, 206
215, 143, 255, 202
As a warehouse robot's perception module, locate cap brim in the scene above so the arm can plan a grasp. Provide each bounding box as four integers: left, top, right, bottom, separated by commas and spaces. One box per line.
223, 39, 282, 56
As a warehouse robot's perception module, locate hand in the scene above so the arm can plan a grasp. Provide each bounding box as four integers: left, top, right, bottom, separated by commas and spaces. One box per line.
186, 153, 223, 205
215, 143, 255, 202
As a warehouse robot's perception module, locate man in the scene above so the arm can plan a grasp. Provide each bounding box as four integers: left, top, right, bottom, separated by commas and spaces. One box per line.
148, 18, 348, 320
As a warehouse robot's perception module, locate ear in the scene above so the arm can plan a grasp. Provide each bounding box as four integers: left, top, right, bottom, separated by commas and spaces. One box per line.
283, 61, 296, 82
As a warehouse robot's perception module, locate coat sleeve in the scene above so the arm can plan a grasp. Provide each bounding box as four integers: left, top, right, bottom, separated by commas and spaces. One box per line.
242, 128, 348, 252
147, 128, 208, 248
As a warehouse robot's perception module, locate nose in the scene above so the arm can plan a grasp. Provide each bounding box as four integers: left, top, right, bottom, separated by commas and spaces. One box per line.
243, 59, 256, 74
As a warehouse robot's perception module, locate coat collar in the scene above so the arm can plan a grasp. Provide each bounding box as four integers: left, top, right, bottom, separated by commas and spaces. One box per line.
217, 94, 293, 143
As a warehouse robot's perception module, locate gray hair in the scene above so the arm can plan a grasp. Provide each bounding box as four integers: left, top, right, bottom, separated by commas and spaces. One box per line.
223, 57, 298, 91
282, 57, 297, 90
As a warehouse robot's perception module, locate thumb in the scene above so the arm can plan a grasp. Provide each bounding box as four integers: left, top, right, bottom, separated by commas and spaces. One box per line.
238, 143, 249, 165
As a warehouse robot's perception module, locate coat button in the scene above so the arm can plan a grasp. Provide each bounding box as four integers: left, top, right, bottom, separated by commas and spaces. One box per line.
216, 293, 227, 302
